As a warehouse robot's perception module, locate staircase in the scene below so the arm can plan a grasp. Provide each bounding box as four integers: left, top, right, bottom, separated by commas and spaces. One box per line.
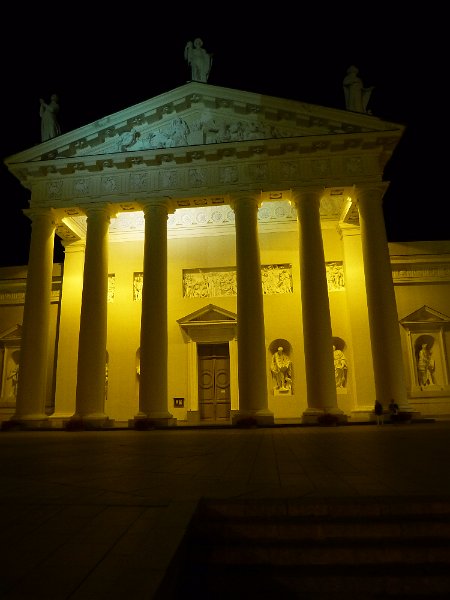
155, 496, 450, 599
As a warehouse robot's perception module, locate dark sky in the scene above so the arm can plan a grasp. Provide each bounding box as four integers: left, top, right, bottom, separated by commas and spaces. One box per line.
0, 4, 443, 267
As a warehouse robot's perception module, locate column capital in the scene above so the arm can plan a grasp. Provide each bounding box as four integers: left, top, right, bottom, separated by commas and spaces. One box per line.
79, 203, 116, 221
290, 186, 324, 209
139, 198, 173, 215
337, 224, 361, 239
61, 239, 86, 253
228, 192, 261, 211
355, 182, 389, 206
23, 207, 58, 227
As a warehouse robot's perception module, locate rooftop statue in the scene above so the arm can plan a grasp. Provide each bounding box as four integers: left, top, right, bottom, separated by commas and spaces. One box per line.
39, 94, 61, 142
184, 38, 212, 83
343, 66, 374, 114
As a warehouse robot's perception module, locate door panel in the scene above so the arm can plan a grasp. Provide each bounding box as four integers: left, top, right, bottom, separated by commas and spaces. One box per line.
199, 358, 215, 420
198, 346, 231, 421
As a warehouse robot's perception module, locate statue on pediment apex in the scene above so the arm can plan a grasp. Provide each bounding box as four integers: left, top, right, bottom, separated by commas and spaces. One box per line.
343, 66, 374, 114
184, 38, 212, 82
40, 94, 61, 142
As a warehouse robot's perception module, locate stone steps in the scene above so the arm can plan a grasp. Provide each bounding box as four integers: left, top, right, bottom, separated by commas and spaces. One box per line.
155, 496, 450, 598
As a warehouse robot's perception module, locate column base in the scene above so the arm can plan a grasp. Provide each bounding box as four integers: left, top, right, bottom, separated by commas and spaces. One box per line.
302, 409, 348, 425
130, 414, 177, 429
232, 410, 274, 427
65, 416, 115, 431
1, 416, 49, 431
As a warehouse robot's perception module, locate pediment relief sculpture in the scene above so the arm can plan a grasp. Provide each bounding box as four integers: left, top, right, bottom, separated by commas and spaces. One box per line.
7, 83, 402, 171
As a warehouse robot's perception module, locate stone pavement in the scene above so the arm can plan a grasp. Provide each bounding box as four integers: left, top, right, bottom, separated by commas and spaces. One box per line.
1, 421, 450, 599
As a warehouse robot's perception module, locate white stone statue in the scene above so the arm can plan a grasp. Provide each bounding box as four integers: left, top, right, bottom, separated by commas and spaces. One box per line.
333, 345, 348, 388
39, 94, 61, 142
271, 346, 292, 391
184, 38, 212, 82
343, 66, 374, 114
7, 363, 19, 397
417, 342, 437, 387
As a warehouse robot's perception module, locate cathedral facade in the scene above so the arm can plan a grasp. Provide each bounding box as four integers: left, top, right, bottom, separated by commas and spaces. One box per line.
2, 83, 450, 427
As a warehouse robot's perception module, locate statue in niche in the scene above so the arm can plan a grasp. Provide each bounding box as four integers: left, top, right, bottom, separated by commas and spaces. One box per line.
333, 345, 348, 388
184, 38, 212, 82
104, 363, 109, 400
7, 363, 19, 397
133, 273, 143, 301
39, 94, 61, 142
417, 342, 437, 388
271, 346, 292, 392
342, 66, 374, 114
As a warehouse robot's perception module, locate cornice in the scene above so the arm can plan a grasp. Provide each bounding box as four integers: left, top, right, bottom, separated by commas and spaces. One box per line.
9, 130, 401, 186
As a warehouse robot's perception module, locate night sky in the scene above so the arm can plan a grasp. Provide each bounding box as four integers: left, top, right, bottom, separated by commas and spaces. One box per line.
0, 5, 442, 267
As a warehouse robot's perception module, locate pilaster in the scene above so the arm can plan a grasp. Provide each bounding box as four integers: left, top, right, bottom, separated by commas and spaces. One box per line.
339, 224, 376, 416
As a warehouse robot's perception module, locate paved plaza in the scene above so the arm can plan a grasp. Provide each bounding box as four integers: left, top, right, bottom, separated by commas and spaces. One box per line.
1, 421, 450, 599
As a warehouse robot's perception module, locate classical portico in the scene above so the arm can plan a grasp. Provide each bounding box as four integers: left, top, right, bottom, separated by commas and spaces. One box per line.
4, 81, 410, 428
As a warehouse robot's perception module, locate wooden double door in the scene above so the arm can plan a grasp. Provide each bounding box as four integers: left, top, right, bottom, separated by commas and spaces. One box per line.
198, 343, 231, 421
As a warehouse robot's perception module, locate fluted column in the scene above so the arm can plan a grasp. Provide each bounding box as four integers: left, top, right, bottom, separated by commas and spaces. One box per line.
73, 205, 111, 424
357, 185, 409, 409
232, 194, 273, 425
13, 209, 56, 424
136, 199, 174, 426
293, 189, 341, 419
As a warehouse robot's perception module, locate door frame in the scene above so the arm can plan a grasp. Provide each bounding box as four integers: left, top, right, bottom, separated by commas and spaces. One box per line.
198, 344, 231, 421
178, 304, 239, 423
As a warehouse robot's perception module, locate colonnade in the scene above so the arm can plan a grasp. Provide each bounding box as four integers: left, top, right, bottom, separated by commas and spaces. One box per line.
12, 185, 409, 428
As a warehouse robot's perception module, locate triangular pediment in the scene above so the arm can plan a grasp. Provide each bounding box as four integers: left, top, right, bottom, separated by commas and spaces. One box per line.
178, 303, 237, 325
5, 82, 404, 168
0, 324, 22, 341
400, 305, 450, 325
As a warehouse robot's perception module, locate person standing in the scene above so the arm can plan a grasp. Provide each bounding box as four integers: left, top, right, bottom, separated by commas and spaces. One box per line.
40, 94, 61, 142
374, 400, 384, 425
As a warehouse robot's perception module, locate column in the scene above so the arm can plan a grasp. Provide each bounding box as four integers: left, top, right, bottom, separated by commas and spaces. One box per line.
73, 205, 112, 425
136, 199, 174, 426
52, 241, 85, 424
232, 194, 273, 425
357, 185, 409, 409
13, 209, 56, 424
293, 189, 342, 419
340, 225, 376, 410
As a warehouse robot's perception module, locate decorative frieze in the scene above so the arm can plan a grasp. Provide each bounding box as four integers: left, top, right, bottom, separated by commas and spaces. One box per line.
47, 180, 63, 199
325, 262, 345, 291
107, 275, 115, 303
0, 289, 60, 305
102, 176, 119, 193
130, 172, 149, 191
392, 263, 450, 283
182, 264, 293, 298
